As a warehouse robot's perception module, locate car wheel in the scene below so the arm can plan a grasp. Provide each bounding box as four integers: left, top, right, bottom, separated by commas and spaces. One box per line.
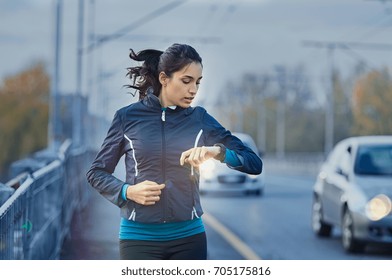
312, 196, 332, 237
256, 189, 263, 196
342, 209, 365, 253
245, 189, 263, 196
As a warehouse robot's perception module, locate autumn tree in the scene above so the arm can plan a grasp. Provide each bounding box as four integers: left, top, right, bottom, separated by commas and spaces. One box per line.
0, 63, 49, 178
352, 68, 392, 135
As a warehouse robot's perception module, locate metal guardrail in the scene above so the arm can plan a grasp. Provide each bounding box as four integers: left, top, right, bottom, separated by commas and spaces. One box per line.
0, 140, 92, 259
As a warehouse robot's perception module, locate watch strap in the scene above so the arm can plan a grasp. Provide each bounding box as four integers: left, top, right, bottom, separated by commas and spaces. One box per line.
213, 143, 226, 162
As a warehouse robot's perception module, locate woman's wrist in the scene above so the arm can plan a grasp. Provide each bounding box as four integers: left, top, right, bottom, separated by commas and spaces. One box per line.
122, 184, 130, 201
213, 143, 226, 162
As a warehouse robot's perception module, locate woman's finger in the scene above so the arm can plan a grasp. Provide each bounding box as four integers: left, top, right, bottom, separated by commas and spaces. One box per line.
180, 149, 192, 165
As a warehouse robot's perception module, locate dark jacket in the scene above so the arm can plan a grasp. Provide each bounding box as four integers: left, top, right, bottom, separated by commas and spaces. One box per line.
86, 93, 262, 223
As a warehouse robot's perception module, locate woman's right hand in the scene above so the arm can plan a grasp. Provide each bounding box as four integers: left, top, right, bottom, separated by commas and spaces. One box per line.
126, 180, 165, 206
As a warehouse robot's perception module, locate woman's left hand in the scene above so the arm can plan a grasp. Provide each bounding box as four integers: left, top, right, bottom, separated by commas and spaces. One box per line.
180, 146, 220, 167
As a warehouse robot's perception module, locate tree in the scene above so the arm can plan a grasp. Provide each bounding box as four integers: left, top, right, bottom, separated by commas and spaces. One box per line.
352, 69, 392, 135
216, 65, 325, 154
332, 69, 353, 143
0, 63, 49, 179
283, 65, 324, 153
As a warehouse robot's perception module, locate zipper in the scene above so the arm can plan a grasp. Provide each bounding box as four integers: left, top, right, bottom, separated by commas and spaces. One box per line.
161, 108, 168, 223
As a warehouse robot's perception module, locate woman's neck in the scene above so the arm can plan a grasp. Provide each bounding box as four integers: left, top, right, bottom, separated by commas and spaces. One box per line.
158, 93, 173, 108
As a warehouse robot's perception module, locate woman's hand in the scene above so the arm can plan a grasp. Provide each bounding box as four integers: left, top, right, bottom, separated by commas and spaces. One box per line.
126, 180, 165, 206
180, 146, 221, 168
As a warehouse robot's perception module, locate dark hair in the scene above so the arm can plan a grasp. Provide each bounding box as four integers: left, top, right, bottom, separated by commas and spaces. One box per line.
126, 43, 203, 100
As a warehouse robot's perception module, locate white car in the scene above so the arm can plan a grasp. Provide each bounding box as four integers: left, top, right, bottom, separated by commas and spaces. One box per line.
199, 132, 265, 196
312, 135, 392, 253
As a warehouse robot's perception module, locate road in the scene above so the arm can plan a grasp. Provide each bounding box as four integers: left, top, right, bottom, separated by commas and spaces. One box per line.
61, 172, 392, 260
202, 173, 392, 260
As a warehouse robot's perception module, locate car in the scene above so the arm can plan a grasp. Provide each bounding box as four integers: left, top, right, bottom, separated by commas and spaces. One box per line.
312, 135, 392, 253
199, 132, 265, 196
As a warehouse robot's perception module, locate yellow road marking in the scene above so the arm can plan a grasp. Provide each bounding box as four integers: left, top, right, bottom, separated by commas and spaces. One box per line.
203, 212, 262, 260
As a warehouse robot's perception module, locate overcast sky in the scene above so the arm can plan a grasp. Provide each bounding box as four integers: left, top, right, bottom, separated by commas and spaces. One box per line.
1, 0, 391, 117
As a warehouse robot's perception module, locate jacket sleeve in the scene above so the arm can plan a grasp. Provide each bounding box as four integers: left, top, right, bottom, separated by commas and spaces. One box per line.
86, 110, 127, 207
202, 110, 263, 175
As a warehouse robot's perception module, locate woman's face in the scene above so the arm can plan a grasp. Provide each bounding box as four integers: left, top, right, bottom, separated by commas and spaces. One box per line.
159, 62, 203, 108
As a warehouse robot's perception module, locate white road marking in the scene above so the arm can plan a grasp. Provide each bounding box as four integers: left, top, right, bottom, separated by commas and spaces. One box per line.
203, 212, 262, 260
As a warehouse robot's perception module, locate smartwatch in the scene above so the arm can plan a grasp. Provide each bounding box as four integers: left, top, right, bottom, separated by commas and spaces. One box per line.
213, 143, 226, 162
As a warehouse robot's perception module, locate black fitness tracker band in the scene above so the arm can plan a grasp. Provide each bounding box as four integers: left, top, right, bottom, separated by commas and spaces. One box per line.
213, 143, 226, 162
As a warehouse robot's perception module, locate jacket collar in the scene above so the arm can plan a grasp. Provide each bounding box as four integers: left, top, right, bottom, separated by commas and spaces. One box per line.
143, 92, 193, 114
142, 92, 162, 110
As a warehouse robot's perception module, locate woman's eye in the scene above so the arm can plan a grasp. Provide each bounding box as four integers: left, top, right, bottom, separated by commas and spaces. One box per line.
182, 80, 191, 84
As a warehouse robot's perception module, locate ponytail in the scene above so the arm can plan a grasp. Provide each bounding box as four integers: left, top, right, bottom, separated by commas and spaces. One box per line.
126, 49, 163, 100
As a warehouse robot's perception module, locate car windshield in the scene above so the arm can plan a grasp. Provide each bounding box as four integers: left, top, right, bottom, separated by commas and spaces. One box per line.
354, 145, 392, 176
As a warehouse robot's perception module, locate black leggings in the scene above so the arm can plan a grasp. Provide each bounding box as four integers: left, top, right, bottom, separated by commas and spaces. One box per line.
119, 232, 207, 260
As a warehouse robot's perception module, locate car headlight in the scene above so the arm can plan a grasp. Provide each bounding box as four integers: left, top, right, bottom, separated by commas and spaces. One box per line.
365, 194, 392, 221
200, 159, 216, 180
247, 174, 259, 182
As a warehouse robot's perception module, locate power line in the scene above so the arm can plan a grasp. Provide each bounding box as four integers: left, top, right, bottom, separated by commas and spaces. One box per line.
94, 33, 222, 44
303, 40, 392, 50
85, 0, 188, 53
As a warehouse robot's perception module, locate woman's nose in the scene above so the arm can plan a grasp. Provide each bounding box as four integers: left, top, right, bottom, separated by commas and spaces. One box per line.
189, 83, 198, 95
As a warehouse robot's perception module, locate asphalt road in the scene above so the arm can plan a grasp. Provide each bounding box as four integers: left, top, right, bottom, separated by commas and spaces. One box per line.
61, 172, 392, 260
202, 173, 392, 260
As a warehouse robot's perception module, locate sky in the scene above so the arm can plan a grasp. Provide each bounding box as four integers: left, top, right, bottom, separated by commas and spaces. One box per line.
1, 0, 392, 118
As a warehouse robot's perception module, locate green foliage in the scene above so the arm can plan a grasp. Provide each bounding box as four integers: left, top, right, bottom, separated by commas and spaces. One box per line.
0, 63, 49, 178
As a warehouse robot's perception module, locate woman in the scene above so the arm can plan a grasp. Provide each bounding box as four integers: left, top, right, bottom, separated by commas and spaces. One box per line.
86, 43, 262, 260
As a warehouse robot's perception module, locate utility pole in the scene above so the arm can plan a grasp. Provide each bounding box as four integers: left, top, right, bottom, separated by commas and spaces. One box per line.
326, 46, 335, 157
49, 0, 63, 150
257, 96, 266, 153
302, 41, 336, 157
275, 66, 287, 159
302, 40, 392, 157
257, 75, 269, 154
73, 0, 84, 148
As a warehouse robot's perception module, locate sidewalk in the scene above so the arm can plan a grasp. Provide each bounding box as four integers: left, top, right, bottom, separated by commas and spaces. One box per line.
60, 188, 120, 260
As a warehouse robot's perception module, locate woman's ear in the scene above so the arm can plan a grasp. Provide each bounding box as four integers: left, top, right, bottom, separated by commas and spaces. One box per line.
159, 71, 167, 87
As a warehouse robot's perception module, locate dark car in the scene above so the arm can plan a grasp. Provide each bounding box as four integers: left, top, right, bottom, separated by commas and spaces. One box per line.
312, 136, 392, 253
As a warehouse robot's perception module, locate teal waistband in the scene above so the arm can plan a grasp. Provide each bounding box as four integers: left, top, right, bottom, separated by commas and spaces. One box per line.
119, 218, 205, 241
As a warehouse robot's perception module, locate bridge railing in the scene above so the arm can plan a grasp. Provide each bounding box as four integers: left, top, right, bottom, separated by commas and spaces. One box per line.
0, 140, 93, 259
